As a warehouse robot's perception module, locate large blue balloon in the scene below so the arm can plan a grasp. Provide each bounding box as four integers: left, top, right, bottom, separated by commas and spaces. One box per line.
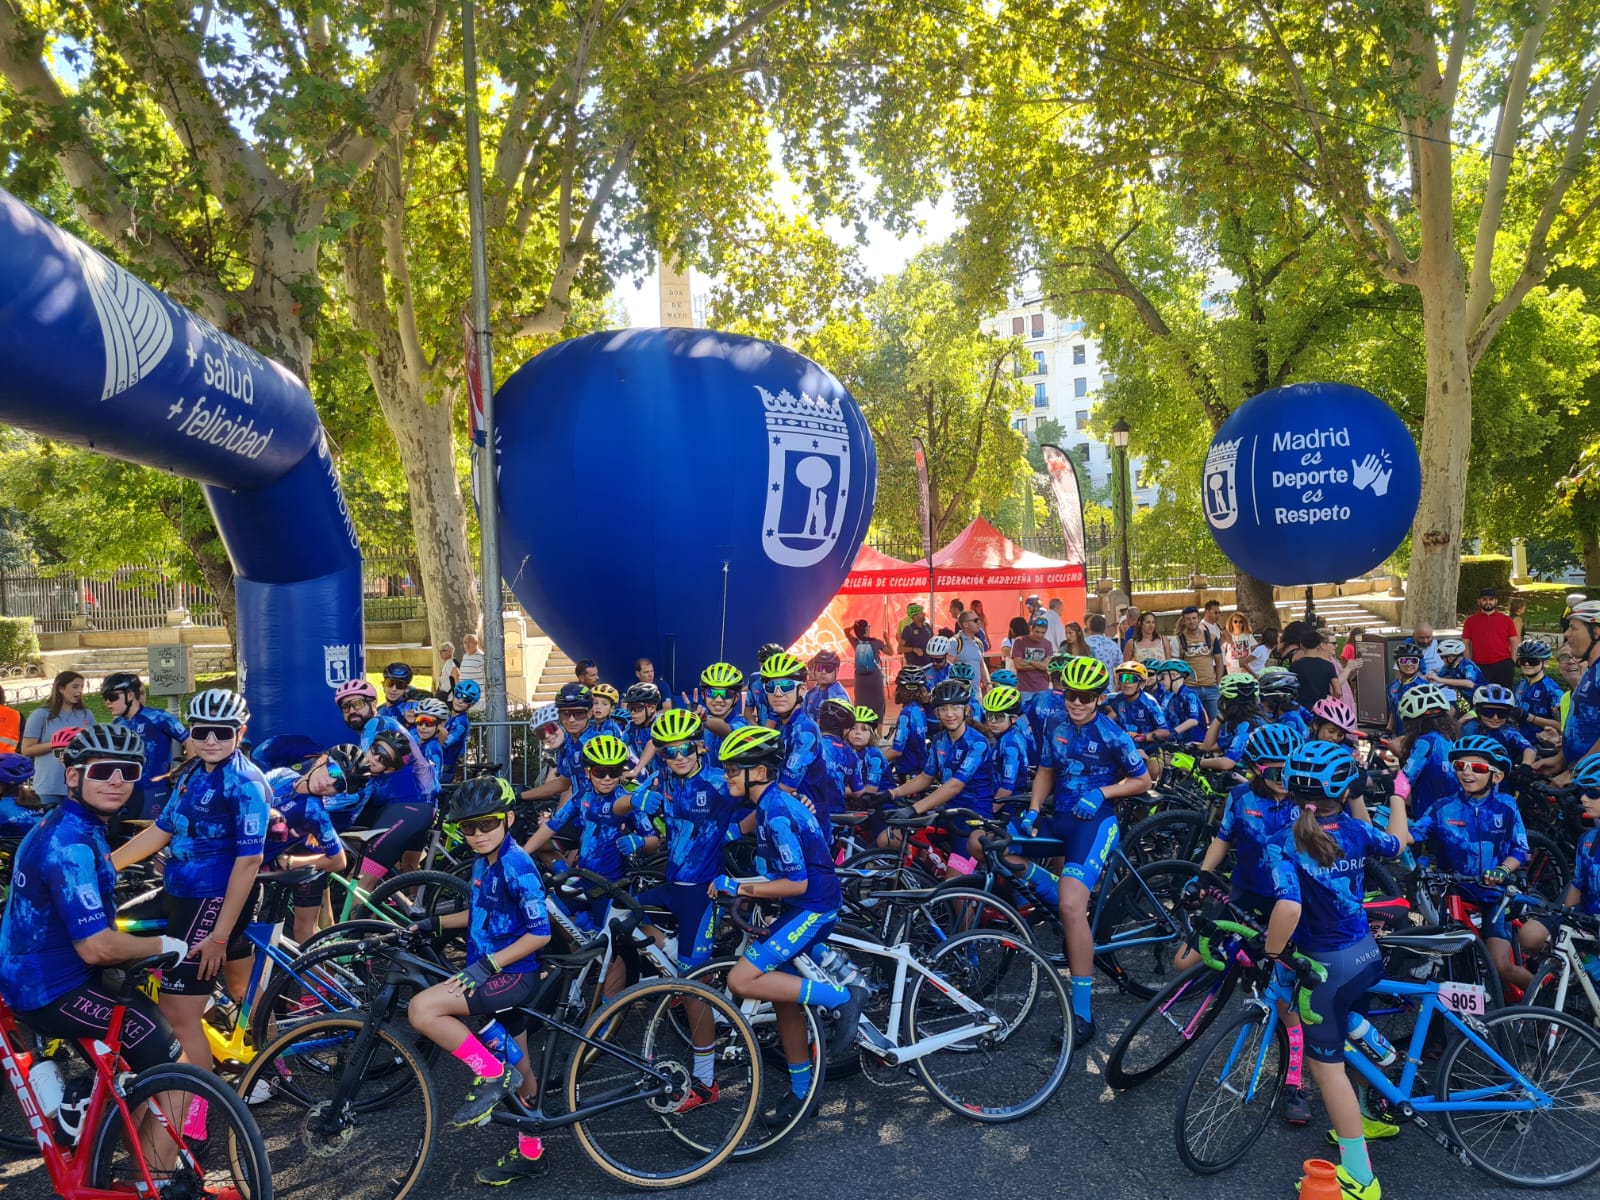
494, 329, 877, 689
1202, 382, 1420, 586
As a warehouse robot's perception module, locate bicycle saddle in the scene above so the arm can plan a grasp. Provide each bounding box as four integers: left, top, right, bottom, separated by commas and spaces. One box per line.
1376, 929, 1477, 957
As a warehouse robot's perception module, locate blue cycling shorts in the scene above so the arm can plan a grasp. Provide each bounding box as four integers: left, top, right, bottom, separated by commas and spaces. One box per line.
636, 882, 720, 968
743, 906, 837, 974
1302, 935, 1384, 1063
1042, 808, 1120, 892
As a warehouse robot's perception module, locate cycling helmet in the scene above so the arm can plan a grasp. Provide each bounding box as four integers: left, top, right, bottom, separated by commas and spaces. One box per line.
1242, 722, 1304, 765
756, 642, 786, 664
811, 649, 840, 672
1114, 661, 1149, 682
924, 635, 953, 657
381, 662, 414, 685
818, 697, 856, 736
1397, 683, 1453, 721
1394, 640, 1422, 659
1218, 672, 1259, 701
1284, 739, 1358, 800
1516, 639, 1552, 662
1060, 657, 1110, 693
1165, 658, 1195, 678
555, 682, 592, 710
334, 678, 377, 703
929, 679, 972, 709
62, 724, 146, 767
651, 708, 703, 745
320, 744, 371, 793
1569, 753, 1600, 789
188, 688, 249, 726
528, 702, 560, 730
1447, 733, 1511, 775
1471, 683, 1517, 713
1258, 670, 1300, 701
700, 662, 745, 690
1047, 653, 1074, 674
99, 671, 143, 700
451, 679, 482, 704
369, 729, 412, 763
445, 775, 516, 825
0, 753, 33, 784
853, 705, 880, 726
1436, 637, 1466, 659
759, 652, 806, 682
50, 726, 80, 750
582, 734, 630, 768
1311, 696, 1358, 734
1569, 600, 1600, 628
947, 661, 977, 682
623, 682, 663, 708
718, 725, 785, 770
592, 683, 620, 705
412, 697, 450, 721
981, 685, 1023, 716
990, 668, 1018, 687
896, 664, 927, 690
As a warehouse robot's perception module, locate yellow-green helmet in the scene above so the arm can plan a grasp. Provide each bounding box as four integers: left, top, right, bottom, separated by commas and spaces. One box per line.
1059, 657, 1110, 693
1218, 672, 1259, 701
1047, 653, 1074, 674
759, 651, 806, 681
718, 724, 785, 769
853, 705, 880, 725
981, 685, 1022, 715
651, 708, 703, 745
700, 662, 745, 690
582, 733, 630, 768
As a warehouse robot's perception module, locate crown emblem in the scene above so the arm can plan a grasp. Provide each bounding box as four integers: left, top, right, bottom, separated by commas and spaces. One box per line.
1203, 436, 1243, 531
759, 384, 853, 569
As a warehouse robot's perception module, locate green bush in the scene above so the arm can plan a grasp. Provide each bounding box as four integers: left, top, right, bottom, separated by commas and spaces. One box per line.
1457, 555, 1513, 615
0, 616, 39, 668
1513, 583, 1569, 637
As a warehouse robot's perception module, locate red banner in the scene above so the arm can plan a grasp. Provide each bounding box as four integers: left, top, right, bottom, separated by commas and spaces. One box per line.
1040, 442, 1086, 564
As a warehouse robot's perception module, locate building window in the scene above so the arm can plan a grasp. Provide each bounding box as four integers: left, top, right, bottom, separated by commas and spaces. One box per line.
1072, 344, 1086, 365
1035, 416, 1047, 431
1074, 377, 1088, 398
1012, 316, 1025, 336
1030, 313, 1045, 338
1031, 350, 1046, 375
1075, 410, 1088, 430
1013, 418, 1025, 431
1033, 382, 1048, 407
1101, 372, 1116, 386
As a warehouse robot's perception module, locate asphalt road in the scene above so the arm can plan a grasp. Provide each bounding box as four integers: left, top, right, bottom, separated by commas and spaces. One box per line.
0, 985, 1546, 1200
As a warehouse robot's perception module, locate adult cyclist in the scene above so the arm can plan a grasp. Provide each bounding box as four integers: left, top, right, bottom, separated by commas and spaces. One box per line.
334, 678, 409, 750
101, 671, 187, 821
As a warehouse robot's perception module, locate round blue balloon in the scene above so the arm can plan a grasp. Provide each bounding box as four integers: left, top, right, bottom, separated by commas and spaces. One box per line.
1202, 382, 1420, 586
493, 328, 877, 689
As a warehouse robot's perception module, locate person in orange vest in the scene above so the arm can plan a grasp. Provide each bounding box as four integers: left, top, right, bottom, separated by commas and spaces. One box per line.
0, 685, 20, 754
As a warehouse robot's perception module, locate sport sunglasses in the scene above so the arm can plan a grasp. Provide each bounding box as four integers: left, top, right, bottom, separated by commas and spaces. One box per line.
1064, 689, 1102, 704
413, 716, 440, 728
190, 723, 239, 743
658, 743, 698, 760
762, 678, 802, 694
455, 815, 507, 836
587, 763, 626, 778
702, 686, 739, 700
82, 759, 142, 783
1452, 758, 1495, 775
1476, 707, 1513, 720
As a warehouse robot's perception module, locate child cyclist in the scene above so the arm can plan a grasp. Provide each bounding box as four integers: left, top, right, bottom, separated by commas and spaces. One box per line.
1108, 661, 1170, 780
590, 684, 625, 738
844, 705, 893, 808
441, 680, 478, 780
1392, 684, 1460, 818
1385, 641, 1429, 734
1262, 740, 1405, 1200
695, 662, 751, 762
101, 671, 188, 820
1161, 659, 1206, 743
1517, 752, 1600, 963
410, 697, 453, 781
1198, 673, 1263, 769
885, 679, 997, 860
1259, 670, 1310, 737
981, 686, 1032, 814
884, 666, 931, 781
263, 745, 365, 943
1513, 638, 1563, 744
1460, 684, 1537, 769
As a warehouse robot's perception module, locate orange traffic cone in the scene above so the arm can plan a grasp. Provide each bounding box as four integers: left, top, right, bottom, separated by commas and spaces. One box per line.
1298, 1159, 1343, 1200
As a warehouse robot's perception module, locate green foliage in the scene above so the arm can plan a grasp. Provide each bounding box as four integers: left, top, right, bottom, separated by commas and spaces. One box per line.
0, 617, 39, 669
1457, 556, 1514, 613
1512, 584, 1570, 636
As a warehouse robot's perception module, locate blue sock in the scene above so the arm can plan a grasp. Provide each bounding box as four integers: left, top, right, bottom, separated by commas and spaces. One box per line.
1070, 976, 1094, 1023
799, 977, 849, 1009
1336, 1136, 1373, 1186
1022, 862, 1060, 907
788, 1060, 813, 1099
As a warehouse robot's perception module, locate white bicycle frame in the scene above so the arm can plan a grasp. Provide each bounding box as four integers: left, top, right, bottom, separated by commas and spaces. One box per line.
1540, 924, 1600, 1028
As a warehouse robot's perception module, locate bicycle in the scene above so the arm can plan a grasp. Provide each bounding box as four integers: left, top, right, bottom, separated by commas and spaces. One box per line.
1174, 930, 1600, 1186
1515, 891, 1600, 1030
0, 951, 272, 1199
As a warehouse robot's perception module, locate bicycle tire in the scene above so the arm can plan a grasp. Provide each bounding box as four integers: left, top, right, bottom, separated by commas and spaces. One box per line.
365, 869, 472, 925
248, 928, 395, 1050
1106, 960, 1237, 1090
236, 1014, 437, 1200
1173, 1005, 1285, 1174
683, 958, 823, 1159
896, 886, 1036, 960
1122, 809, 1209, 866
1438, 1004, 1600, 1187
1525, 831, 1572, 903
909, 930, 1072, 1122
88, 1060, 272, 1200
566, 978, 759, 1188
1095, 859, 1207, 1000
1524, 963, 1599, 1030
298, 917, 404, 956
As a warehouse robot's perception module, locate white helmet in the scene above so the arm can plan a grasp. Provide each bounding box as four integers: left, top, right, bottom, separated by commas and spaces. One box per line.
528, 702, 560, 730
1569, 600, 1600, 626
412, 697, 450, 721
926, 635, 953, 656
187, 688, 249, 726
1436, 637, 1466, 658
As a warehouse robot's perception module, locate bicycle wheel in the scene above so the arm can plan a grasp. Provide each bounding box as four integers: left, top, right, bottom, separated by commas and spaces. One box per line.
1095, 859, 1206, 999
365, 869, 472, 925
1122, 810, 1209, 866
299, 917, 406, 956
897, 886, 1036, 959
249, 931, 391, 1049
1524, 963, 1599, 1029
1106, 961, 1236, 1090
909, 930, 1072, 1122
1438, 1005, 1600, 1187
567, 978, 759, 1187
683, 958, 823, 1158
1173, 1005, 1285, 1174
236, 1014, 437, 1200
1525, 831, 1571, 903
88, 1061, 272, 1200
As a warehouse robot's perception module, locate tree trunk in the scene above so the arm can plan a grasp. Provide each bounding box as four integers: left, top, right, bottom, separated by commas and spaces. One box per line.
1584, 534, 1600, 586
1236, 571, 1278, 636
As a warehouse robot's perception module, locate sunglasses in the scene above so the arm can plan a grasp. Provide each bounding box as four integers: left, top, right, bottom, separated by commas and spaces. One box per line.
456, 815, 505, 836
1395, 658, 1420, 668
559, 709, 590, 721
1453, 759, 1494, 775
538, 722, 560, 737
1477, 708, 1512, 720
323, 760, 346, 787
588, 763, 625, 779
414, 716, 440, 728
190, 723, 239, 743
371, 752, 402, 771
1582, 788, 1600, 803
763, 678, 801, 694
1117, 673, 1143, 684
1517, 659, 1545, 667
338, 700, 370, 714
627, 702, 656, 713
658, 743, 698, 760
1254, 764, 1285, 782
703, 686, 738, 700
1064, 689, 1101, 704
83, 759, 141, 783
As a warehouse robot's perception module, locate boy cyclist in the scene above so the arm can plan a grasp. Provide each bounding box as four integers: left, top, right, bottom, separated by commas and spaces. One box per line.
101, 671, 187, 820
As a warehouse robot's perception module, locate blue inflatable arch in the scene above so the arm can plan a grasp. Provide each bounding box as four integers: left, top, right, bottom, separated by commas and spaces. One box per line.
0, 188, 364, 746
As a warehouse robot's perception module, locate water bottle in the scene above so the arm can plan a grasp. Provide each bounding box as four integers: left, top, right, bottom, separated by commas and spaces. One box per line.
816, 945, 861, 987
480, 1020, 525, 1068
28, 1058, 64, 1119
1346, 1014, 1398, 1067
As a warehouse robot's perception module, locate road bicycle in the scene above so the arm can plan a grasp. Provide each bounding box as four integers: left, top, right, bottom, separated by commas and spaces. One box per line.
1515, 890, 1600, 1031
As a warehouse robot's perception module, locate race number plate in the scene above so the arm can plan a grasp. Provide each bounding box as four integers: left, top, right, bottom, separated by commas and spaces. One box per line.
1437, 981, 1489, 1018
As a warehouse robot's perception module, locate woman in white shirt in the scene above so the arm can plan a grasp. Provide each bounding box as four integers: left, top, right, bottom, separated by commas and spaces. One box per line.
1220, 611, 1258, 675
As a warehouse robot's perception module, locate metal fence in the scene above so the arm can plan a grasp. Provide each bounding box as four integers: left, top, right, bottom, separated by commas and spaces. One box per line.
457, 708, 545, 793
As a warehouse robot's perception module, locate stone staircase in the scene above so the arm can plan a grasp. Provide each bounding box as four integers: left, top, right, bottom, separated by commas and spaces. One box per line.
1272, 594, 1397, 634
531, 642, 574, 703
40, 643, 235, 683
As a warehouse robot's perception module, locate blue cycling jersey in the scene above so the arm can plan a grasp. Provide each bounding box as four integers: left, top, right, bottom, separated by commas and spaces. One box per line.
548, 784, 634, 879
114, 706, 188, 787
634, 766, 741, 885
1401, 731, 1456, 818
1217, 781, 1300, 900
0, 793, 42, 836
1109, 692, 1169, 740
702, 713, 750, 765
440, 713, 471, 779
753, 784, 840, 913
0, 800, 118, 1010
1458, 719, 1535, 765
802, 680, 851, 720
1408, 788, 1528, 906
777, 710, 837, 814
1386, 676, 1429, 732
556, 727, 600, 785
622, 719, 654, 762
1039, 711, 1147, 817
927, 723, 996, 815
1515, 674, 1563, 737
890, 703, 930, 777
1218, 719, 1258, 762
157, 754, 270, 898
1564, 657, 1600, 763
356, 712, 410, 752
1439, 659, 1485, 693
1573, 828, 1600, 917
991, 723, 1031, 796
748, 682, 773, 727
419, 736, 446, 783
1269, 707, 1311, 738
264, 768, 345, 862
376, 699, 418, 726
1163, 688, 1207, 737
1266, 814, 1400, 953
468, 841, 550, 973
923, 664, 949, 689
854, 744, 893, 793
365, 731, 437, 807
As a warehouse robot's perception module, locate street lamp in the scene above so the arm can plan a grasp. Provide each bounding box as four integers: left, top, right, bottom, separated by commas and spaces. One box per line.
1111, 419, 1132, 599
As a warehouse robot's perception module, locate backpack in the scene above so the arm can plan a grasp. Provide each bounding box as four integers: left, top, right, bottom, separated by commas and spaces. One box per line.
855, 638, 877, 671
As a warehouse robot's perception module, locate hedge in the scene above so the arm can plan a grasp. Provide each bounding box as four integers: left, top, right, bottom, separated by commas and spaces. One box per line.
1457, 555, 1513, 615
0, 616, 39, 669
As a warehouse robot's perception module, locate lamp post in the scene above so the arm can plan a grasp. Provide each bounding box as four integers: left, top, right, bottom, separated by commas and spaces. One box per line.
1111, 419, 1133, 599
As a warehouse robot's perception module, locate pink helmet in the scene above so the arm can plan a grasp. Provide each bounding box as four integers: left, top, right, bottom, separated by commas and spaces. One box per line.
334, 678, 378, 703
1311, 696, 1358, 734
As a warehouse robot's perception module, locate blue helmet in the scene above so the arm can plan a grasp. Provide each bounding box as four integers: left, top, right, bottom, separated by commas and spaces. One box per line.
1448, 733, 1511, 776
1516, 638, 1552, 662
990, 668, 1018, 687
1570, 753, 1600, 790
1284, 739, 1359, 800
947, 661, 977, 683
452, 679, 482, 704
1242, 722, 1304, 766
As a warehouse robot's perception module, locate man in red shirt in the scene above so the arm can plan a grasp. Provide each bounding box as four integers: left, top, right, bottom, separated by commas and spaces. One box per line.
1462, 587, 1519, 689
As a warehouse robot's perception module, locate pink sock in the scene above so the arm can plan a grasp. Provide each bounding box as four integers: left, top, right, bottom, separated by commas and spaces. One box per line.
1285, 1024, 1305, 1087
451, 1033, 504, 1079
518, 1134, 544, 1160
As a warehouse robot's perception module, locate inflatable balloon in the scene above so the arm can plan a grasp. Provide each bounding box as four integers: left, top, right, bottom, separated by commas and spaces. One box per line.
1202, 381, 1421, 586
493, 329, 877, 689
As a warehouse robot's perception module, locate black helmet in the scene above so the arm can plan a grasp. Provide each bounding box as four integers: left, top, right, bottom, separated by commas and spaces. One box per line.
756, 642, 786, 664
381, 662, 414, 685
369, 730, 412, 765
446, 775, 516, 825
99, 671, 143, 701
320, 744, 371, 794
929, 679, 971, 709
624, 682, 663, 708
62, 724, 146, 768
555, 682, 592, 711
818, 697, 855, 737
895, 665, 928, 693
